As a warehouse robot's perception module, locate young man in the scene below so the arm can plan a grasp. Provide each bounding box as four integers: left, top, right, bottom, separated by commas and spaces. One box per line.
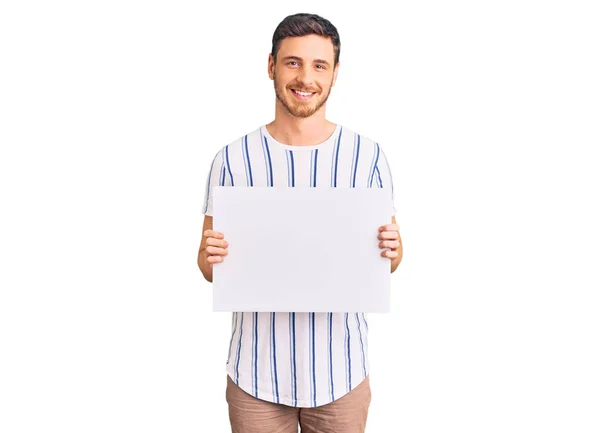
197, 13, 402, 433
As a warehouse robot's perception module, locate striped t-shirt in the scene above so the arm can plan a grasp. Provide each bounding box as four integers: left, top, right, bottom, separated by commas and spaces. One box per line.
201, 123, 396, 407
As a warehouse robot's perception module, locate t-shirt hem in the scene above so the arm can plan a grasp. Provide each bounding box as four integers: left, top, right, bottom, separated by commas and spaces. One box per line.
225, 369, 369, 408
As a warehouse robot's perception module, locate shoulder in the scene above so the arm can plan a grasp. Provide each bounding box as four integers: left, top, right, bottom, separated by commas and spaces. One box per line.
211, 126, 263, 157
340, 125, 386, 152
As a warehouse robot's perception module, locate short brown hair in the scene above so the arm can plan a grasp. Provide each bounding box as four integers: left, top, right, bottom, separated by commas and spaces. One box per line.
271, 13, 341, 65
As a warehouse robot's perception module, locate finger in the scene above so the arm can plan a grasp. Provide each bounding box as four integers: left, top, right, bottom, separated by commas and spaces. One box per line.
207, 237, 228, 248
207, 246, 228, 256
379, 224, 399, 232
381, 250, 399, 259
204, 230, 224, 239
378, 231, 399, 240
379, 240, 400, 249
207, 255, 224, 264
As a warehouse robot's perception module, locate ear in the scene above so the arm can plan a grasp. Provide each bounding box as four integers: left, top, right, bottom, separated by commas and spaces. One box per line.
268, 53, 275, 80
331, 61, 340, 87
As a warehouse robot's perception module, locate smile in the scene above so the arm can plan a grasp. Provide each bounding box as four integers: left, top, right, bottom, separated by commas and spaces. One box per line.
291, 89, 316, 100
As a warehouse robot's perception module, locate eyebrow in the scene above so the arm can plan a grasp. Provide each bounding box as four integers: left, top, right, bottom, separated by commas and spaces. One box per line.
281, 56, 331, 67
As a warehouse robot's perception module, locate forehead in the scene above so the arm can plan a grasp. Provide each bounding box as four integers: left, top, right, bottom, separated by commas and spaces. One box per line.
278, 34, 335, 63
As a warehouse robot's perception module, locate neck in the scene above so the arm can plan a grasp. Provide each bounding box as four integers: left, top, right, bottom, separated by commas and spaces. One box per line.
266, 103, 336, 146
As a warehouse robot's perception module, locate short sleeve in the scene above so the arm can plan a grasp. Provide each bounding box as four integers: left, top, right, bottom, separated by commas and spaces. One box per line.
378, 147, 397, 217
201, 148, 225, 217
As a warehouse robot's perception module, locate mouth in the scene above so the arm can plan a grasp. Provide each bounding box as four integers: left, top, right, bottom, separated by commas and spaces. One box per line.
290, 88, 316, 101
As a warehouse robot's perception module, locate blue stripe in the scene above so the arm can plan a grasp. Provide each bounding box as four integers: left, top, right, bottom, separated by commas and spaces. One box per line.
311, 312, 316, 406
290, 151, 295, 186
219, 160, 226, 187
243, 135, 254, 186
369, 143, 380, 187
313, 149, 319, 186
345, 312, 352, 390
253, 312, 258, 397
344, 313, 348, 392
234, 312, 244, 384
225, 145, 234, 186
251, 312, 255, 395
288, 314, 292, 404
309, 314, 313, 404
330, 127, 342, 187
261, 132, 269, 185
356, 313, 367, 379
362, 313, 369, 332
352, 134, 361, 187
265, 137, 273, 186
242, 138, 249, 186
269, 313, 274, 398
246, 135, 254, 185
367, 143, 376, 187
375, 165, 383, 187
329, 312, 334, 401
349, 134, 357, 187
286, 150, 295, 187
227, 312, 238, 364
271, 313, 280, 403
260, 129, 273, 186
291, 312, 297, 405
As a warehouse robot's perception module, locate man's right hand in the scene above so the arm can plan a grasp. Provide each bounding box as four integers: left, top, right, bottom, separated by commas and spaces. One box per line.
202, 229, 229, 266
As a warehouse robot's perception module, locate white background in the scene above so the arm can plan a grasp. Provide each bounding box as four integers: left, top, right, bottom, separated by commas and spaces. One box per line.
1, 1, 598, 432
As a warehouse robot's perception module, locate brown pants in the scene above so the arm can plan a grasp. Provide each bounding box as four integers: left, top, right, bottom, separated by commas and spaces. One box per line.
226, 375, 372, 433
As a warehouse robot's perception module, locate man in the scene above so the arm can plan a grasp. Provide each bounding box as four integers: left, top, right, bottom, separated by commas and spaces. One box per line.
197, 13, 402, 433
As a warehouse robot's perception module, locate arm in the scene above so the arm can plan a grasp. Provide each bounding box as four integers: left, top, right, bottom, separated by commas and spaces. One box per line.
197, 215, 214, 282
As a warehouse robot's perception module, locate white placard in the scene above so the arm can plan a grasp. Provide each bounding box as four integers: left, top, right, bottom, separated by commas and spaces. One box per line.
212, 186, 392, 313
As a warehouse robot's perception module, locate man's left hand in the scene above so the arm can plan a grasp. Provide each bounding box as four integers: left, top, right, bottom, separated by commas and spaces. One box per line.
378, 223, 400, 259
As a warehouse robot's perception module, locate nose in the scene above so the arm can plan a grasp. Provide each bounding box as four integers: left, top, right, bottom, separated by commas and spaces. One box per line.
295, 64, 315, 88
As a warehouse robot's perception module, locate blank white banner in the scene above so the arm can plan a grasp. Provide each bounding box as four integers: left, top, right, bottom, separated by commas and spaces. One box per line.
212, 186, 392, 312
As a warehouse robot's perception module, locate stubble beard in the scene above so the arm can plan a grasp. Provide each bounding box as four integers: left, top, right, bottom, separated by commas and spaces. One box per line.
273, 70, 333, 119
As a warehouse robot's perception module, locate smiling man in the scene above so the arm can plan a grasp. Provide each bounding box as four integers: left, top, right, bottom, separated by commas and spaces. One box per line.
198, 12, 402, 433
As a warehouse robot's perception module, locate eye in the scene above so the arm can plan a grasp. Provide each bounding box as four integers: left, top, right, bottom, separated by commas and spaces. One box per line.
316, 65, 326, 70
287, 61, 298, 66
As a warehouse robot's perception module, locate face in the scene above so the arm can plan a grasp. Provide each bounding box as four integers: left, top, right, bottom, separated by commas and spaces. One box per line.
269, 34, 339, 119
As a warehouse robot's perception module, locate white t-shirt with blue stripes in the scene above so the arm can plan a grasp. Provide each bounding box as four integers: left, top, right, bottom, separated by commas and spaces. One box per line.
201, 123, 396, 407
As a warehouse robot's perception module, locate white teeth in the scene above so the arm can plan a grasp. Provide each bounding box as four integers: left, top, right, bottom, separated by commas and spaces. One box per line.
294, 90, 313, 96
